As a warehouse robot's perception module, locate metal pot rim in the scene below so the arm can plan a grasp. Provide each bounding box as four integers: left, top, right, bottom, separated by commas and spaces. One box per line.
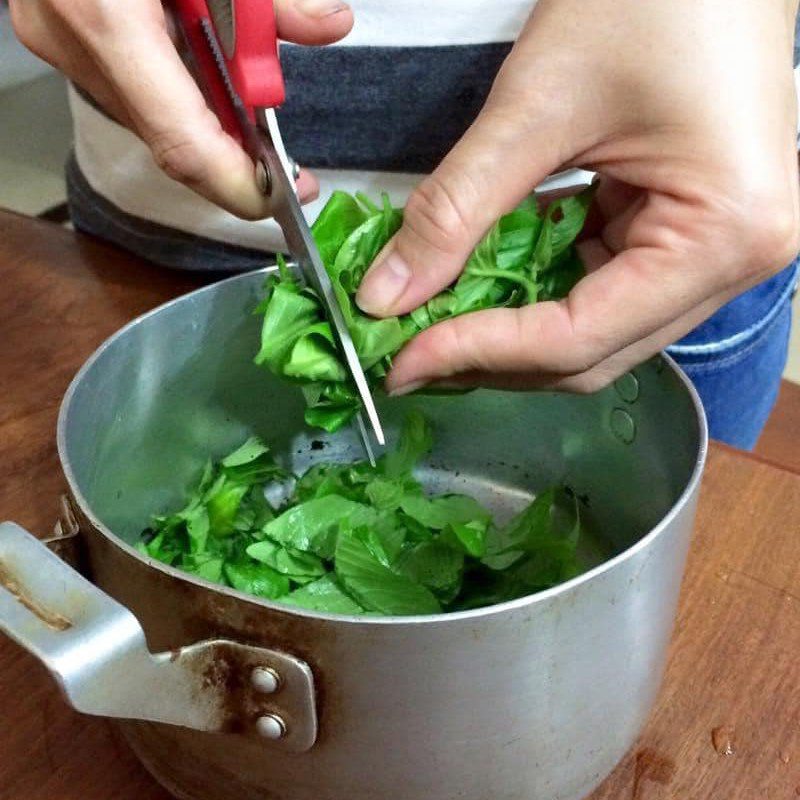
56, 268, 709, 627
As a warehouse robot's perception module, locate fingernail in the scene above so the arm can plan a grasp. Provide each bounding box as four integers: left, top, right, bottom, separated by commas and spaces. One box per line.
297, 0, 349, 17
388, 380, 428, 398
356, 251, 411, 315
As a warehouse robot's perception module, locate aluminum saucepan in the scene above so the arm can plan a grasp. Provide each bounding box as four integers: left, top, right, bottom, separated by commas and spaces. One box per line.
0, 268, 707, 800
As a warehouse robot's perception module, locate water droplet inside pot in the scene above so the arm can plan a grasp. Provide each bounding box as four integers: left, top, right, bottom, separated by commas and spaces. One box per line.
610, 408, 636, 444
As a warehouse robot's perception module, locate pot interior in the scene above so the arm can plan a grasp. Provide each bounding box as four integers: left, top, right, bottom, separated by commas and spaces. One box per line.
59, 271, 704, 569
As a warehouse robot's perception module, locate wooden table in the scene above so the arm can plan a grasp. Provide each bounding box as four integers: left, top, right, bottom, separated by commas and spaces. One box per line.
0, 211, 798, 800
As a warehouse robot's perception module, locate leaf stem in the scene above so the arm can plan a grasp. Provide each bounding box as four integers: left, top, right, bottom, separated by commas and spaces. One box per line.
468, 268, 540, 303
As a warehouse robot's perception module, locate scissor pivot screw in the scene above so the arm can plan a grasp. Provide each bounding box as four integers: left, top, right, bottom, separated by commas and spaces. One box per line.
256, 160, 272, 196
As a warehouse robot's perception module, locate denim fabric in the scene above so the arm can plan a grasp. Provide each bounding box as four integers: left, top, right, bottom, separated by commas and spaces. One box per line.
667, 261, 798, 450
66, 154, 273, 272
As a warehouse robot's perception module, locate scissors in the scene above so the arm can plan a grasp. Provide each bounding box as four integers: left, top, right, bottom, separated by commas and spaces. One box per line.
170, 0, 385, 462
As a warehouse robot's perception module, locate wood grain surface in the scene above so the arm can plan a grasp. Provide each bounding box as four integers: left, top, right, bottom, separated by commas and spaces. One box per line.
757, 379, 800, 475
0, 212, 798, 799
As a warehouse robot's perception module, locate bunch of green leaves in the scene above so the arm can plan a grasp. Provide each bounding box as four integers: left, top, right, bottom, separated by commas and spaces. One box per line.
255, 189, 593, 432
140, 412, 585, 615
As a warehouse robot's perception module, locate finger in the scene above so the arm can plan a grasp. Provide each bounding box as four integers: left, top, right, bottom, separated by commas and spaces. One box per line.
162, 2, 354, 59
296, 168, 320, 204
420, 287, 733, 395
384, 194, 745, 394
594, 177, 643, 223
65, 2, 271, 219
599, 193, 647, 255
576, 177, 642, 240
275, 0, 354, 45
356, 64, 574, 317
545, 288, 734, 393
384, 247, 701, 394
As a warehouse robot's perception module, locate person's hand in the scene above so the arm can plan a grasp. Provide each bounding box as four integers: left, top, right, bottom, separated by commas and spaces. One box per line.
9, 0, 354, 218
356, 0, 800, 395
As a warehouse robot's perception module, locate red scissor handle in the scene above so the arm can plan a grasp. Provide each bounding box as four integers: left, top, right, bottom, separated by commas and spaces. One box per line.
170, 0, 285, 143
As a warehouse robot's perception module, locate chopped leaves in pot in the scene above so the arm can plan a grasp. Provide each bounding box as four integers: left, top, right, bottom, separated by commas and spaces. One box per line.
254, 189, 593, 433
140, 413, 586, 616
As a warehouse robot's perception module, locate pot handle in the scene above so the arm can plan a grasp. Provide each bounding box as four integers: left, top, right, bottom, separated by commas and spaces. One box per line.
0, 521, 317, 752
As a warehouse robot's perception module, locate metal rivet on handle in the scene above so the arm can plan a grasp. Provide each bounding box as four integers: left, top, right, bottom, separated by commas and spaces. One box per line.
256, 714, 286, 740
251, 667, 280, 694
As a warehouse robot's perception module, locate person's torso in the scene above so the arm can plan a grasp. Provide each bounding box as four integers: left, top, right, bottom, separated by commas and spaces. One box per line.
69, 0, 800, 256
69, 0, 592, 254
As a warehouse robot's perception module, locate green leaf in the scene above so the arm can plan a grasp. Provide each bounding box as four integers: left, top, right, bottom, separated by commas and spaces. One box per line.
233, 488, 275, 532
302, 382, 360, 432
246, 538, 327, 580
496, 197, 544, 271
254, 281, 326, 373
442, 519, 488, 559
221, 437, 285, 484
335, 529, 441, 615
364, 477, 406, 510
348, 315, 408, 371
281, 574, 366, 614
204, 476, 251, 537
142, 526, 185, 565
311, 191, 372, 268
484, 488, 582, 572
397, 511, 435, 543
533, 207, 555, 272
548, 190, 594, 263
399, 493, 491, 531
262, 494, 377, 559
538, 248, 585, 301
283, 326, 348, 382
355, 516, 407, 566
185, 506, 210, 553
448, 224, 506, 315
181, 553, 224, 583
141, 413, 595, 614
224, 560, 290, 599
221, 437, 269, 469
395, 540, 464, 602
382, 410, 433, 478
293, 462, 372, 503
332, 206, 403, 290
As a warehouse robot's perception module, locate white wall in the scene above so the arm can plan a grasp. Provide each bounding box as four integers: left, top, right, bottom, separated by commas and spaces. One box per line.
0, 7, 53, 91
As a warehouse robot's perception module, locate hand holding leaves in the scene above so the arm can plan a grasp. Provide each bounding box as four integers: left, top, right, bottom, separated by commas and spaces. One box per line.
255, 189, 592, 432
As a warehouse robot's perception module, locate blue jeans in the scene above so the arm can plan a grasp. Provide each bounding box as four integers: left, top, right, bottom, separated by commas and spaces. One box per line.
667, 261, 798, 449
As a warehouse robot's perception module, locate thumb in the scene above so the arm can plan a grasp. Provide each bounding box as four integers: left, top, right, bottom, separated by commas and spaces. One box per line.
355, 97, 569, 317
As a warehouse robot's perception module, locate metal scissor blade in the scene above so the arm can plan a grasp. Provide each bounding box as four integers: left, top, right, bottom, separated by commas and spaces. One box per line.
191, 21, 383, 453
253, 108, 385, 448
